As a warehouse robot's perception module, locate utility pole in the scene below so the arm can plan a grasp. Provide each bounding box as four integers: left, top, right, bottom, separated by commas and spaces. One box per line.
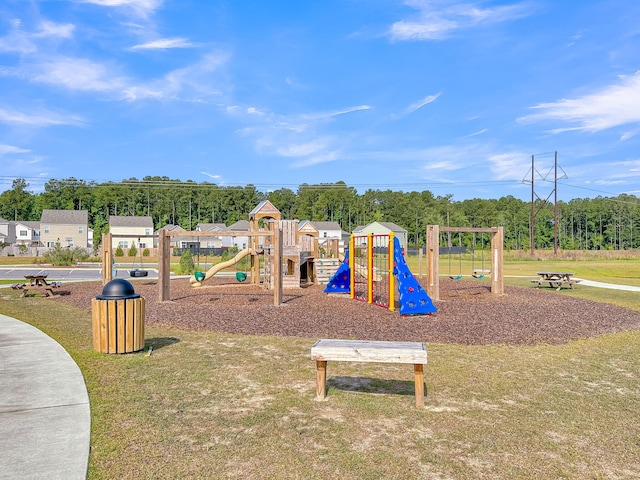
525, 151, 565, 256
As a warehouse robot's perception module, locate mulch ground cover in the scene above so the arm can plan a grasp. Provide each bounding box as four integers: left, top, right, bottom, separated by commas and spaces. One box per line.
53, 277, 640, 346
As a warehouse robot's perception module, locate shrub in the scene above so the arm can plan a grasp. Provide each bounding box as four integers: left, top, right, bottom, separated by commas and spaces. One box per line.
142, 248, 150, 257
43, 245, 90, 266
114, 246, 124, 257
128, 243, 137, 257
179, 249, 195, 274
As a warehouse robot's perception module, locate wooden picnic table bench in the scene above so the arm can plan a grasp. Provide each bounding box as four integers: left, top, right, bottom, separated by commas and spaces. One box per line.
531, 272, 580, 291
311, 339, 428, 407
18, 275, 62, 297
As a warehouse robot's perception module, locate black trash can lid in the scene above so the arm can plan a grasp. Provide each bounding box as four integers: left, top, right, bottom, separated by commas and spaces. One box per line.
97, 278, 140, 300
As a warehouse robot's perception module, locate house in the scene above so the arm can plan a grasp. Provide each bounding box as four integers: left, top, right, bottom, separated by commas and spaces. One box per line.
13, 221, 40, 246
0, 217, 16, 245
300, 221, 342, 240
109, 216, 154, 250
155, 224, 186, 249
40, 209, 89, 248
223, 220, 250, 249
353, 221, 409, 248
195, 222, 227, 249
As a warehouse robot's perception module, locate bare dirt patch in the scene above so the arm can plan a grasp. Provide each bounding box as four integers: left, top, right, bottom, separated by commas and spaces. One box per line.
54, 277, 640, 345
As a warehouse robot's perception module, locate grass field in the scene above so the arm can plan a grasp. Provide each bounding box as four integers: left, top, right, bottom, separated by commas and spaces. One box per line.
1, 253, 639, 479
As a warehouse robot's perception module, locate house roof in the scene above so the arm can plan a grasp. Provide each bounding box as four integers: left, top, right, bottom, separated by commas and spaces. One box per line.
40, 209, 88, 225
310, 221, 342, 231
353, 225, 365, 233
228, 220, 250, 231
109, 215, 153, 228
14, 221, 40, 230
196, 223, 226, 231
0, 217, 8, 223
377, 221, 408, 233
157, 224, 186, 232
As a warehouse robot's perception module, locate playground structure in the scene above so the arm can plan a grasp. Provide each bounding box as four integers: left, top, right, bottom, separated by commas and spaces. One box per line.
324, 233, 437, 316
425, 225, 504, 301
101, 201, 345, 305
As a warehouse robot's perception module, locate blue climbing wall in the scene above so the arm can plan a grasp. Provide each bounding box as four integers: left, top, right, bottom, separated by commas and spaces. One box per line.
323, 246, 351, 294
393, 237, 437, 315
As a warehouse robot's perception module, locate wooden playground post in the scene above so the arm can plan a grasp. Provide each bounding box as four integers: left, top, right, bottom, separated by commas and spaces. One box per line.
101, 233, 113, 285
426, 225, 439, 301
158, 228, 171, 302
388, 232, 395, 312
491, 226, 504, 295
349, 235, 355, 300
272, 222, 283, 306
367, 232, 374, 304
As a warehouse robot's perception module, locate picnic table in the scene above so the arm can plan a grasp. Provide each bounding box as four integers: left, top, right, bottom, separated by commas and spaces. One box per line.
531, 272, 580, 291
13, 275, 62, 297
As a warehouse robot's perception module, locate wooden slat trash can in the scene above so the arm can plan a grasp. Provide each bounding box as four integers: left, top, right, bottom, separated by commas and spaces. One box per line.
92, 279, 145, 354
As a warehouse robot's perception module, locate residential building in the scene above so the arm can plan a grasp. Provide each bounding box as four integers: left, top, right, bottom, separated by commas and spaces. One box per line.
40, 209, 89, 248
109, 216, 154, 250
155, 224, 186, 249
353, 221, 409, 248
0, 217, 16, 245
13, 221, 40, 246
195, 222, 226, 249
224, 220, 250, 249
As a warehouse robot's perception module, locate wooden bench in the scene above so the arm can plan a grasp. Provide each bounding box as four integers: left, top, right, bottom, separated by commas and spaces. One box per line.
20, 284, 58, 298
311, 339, 428, 407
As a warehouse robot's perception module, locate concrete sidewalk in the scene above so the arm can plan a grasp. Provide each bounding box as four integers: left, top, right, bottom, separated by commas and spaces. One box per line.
0, 314, 90, 480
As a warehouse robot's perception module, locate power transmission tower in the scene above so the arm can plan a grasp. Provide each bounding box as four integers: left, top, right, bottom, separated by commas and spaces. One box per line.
522, 151, 567, 255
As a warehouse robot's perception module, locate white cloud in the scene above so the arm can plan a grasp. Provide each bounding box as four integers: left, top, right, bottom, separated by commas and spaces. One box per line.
520, 72, 640, 133
465, 128, 488, 137
77, 0, 162, 18
228, 103, 372, 167
201, 172, 222, 180
1, 50, 229, 102
404, 93, 441, 115
130, 37, 197, 50
276, 139, 332, 158
29, 57, 129, 93
487, 152, 529, 180
291, 151, 340, 167
0, 144, 30, 155
302, 105, 372, 120
0, 20, 75, 54
0, 107, 84, 127
34, 20, 75, 39
389, 0, 532, 41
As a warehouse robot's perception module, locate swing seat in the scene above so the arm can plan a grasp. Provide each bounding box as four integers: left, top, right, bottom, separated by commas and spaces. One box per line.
472, 269, 490, 279
236, 272, 247, 282
449, 275, 463, 280
129, 268, 148, 277
194, 271, 206, 282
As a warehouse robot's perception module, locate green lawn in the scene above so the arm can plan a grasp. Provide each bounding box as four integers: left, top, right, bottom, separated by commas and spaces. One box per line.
1, 258, 640, 478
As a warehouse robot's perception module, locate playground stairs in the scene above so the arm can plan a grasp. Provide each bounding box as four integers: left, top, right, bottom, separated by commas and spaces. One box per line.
315, 258, 342, 285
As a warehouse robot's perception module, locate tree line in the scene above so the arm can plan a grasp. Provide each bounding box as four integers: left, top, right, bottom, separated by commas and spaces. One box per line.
1, 177, 639, 250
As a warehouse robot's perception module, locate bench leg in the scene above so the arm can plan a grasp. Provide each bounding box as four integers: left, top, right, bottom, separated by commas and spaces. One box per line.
414, 364, 425, 407
316, 361, 327, 401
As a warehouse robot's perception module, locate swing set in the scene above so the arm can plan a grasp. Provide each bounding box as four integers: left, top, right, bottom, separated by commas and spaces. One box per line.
426, 225, 504, 301
443, 231, 489, 280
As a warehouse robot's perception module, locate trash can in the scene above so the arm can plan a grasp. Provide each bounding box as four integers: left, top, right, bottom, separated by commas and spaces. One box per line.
92, 279, 145, 354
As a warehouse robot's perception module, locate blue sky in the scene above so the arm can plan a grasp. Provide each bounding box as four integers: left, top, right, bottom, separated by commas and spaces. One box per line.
1, 0, 640, 201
